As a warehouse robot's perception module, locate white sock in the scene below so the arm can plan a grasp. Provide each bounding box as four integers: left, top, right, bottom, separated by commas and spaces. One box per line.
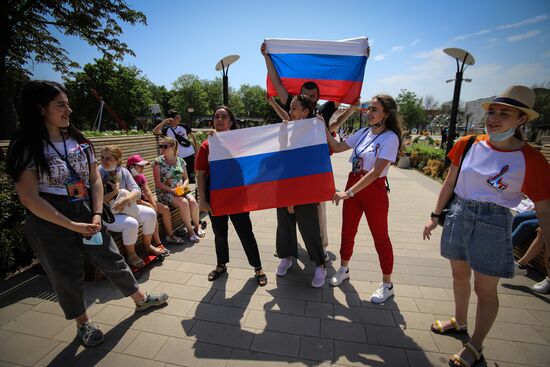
383, 282, 392, 289
340, 266, 349, 272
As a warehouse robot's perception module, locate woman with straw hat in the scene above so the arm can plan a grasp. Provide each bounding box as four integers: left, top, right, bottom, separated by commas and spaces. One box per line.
423, 85, 550, 367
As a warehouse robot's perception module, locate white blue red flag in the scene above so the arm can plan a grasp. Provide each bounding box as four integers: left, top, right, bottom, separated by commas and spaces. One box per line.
265, 37, 369, 104
208, 118, 335, 216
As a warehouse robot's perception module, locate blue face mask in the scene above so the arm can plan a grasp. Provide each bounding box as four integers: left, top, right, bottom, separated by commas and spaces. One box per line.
487, 127, 516, 142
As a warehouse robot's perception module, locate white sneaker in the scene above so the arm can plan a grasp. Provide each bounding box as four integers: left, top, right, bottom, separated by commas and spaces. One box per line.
532, 277, 550, 294
514, 261, 528, 276
330, 267, 350, 287
187, 233, 200, 243
311, 266, 327, 288
195, 229, 206, 238
370, 283, 394, 304
276, 258, 293, 277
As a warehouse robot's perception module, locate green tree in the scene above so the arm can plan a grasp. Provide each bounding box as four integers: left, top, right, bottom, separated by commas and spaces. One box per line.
1, 0, 146, 139
533, 87, 550, 124
170, 74, 210, 122
396, 89, 427, 131
147, 82, 174, 117
64, 58, 153, 130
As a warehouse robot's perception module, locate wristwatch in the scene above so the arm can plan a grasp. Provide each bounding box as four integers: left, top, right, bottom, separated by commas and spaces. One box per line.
430, 212, 441, 218
347, 189, 355, 198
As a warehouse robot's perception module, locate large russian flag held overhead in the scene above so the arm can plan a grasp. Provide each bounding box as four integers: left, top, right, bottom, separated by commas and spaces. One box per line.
265, 37, 369, 104
208, 118, 335, 216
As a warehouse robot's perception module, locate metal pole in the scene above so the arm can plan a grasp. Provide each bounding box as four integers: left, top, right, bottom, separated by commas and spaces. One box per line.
223, 75, 229, 106
445, 70, 463, 165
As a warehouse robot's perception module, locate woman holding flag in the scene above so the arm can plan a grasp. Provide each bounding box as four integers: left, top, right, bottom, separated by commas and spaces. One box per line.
275, 94, 327, 288
196, 106, 267, 286
326, 94, 403, 303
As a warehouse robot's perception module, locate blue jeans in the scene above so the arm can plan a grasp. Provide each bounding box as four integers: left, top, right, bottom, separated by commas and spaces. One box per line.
512, 211, 538, 246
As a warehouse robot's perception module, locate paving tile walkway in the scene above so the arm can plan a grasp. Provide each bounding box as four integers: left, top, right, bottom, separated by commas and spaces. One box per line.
1, 153, 549, 366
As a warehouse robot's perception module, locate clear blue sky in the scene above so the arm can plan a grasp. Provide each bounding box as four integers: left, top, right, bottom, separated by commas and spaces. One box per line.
32, 0, 550, 104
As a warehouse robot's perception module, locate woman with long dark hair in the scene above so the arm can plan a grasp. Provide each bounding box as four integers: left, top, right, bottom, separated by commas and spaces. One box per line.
275, 94, 327, 288
325, 94, 402, 303
6, 80, 168, 348
195, 105, 267, 286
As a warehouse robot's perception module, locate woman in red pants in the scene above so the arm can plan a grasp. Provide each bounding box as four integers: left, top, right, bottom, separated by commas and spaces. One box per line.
325, 94, 403, 303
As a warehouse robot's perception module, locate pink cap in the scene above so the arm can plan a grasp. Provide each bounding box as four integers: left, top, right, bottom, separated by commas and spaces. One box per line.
126, 154, 149, 166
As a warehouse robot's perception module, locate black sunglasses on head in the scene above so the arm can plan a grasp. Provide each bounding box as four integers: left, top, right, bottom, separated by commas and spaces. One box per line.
158, 144, 173, 149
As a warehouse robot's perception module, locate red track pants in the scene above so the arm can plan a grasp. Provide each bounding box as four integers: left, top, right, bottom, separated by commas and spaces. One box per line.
340, 171, 394, 275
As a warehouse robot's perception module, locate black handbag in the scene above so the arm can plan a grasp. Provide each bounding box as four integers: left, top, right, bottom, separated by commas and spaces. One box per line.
438, 136, 476, 227
164, 126, 192, 147
102, 203, 115, 223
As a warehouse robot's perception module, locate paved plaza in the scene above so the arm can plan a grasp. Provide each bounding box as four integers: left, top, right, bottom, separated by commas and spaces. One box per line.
0, 153, 549, 367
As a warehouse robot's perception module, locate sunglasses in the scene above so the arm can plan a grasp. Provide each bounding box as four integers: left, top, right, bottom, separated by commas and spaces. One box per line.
158, 144, 173, 149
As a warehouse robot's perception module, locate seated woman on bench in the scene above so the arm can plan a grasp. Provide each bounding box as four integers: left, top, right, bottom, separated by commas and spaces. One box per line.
100, 145, 168, 268
153, 136, 204, 243
126, 154, 184, 244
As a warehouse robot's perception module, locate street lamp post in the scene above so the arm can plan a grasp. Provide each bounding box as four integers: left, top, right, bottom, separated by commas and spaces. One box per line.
215, 54, 240, 106
443, 48, 474, 165
187, 107, 194, 127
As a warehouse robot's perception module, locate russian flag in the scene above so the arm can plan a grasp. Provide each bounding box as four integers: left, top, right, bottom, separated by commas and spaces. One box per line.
265, 37, 369, 104
208, 118, 336, 216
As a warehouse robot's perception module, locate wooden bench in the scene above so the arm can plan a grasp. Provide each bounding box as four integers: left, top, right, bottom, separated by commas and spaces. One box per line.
87, 134, 202, 278
1, 134, 199, 279
512, 143, 550, 275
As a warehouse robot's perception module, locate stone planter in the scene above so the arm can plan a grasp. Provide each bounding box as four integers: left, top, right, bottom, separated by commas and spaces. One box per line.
397, 155, 411, 169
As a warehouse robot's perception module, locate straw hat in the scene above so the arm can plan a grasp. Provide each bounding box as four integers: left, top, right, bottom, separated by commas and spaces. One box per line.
482, 85, 539, 121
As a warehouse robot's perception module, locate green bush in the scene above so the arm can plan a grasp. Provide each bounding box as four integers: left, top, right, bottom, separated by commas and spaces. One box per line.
0, 162, 34, 279
194, 131, 209, 146
412, 135, 435, 145
409, 144, 447, 179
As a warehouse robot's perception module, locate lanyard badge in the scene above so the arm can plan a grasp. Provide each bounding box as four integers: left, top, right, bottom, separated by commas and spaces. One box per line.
65, 174, 89, 202
352, 157, 363, 172
48, 137, 90, 202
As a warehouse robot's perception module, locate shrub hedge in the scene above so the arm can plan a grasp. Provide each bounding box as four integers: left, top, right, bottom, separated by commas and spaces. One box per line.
408, 144, 448, 180
0, 162, 34, 279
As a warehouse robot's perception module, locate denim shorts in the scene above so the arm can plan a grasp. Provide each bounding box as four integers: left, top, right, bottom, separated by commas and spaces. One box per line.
441, 195, 514, 278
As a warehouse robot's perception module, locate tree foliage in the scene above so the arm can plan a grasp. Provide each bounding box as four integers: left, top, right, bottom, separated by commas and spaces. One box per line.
169, 73, 280, 125
533, 87, 550, 125
1, 0, 147, 138
396, 89, 427, 130
64, 59, 153, 130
